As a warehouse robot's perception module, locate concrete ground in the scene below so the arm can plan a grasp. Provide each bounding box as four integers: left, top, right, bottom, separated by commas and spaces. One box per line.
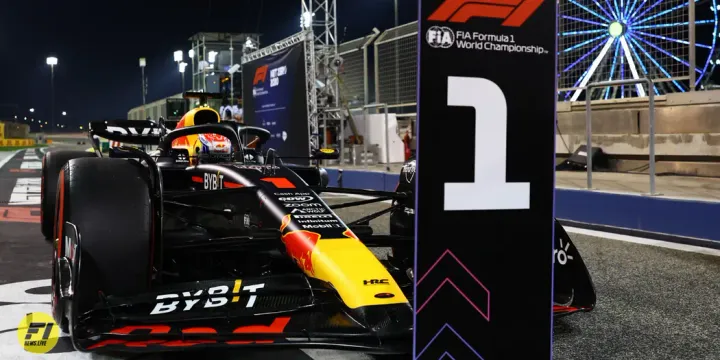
0, 147, 718, 359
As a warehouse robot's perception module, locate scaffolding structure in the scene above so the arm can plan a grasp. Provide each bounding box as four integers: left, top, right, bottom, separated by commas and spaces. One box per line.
301, 0, 341, 152
189, 32, 261, 99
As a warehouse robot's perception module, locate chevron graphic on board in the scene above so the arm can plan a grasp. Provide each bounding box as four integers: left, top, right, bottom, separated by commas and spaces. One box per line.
416, 249, 490, 321
416, 323, 484, 359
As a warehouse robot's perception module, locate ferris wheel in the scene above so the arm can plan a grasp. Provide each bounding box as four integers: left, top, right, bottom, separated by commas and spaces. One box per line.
558, 0, 720, 101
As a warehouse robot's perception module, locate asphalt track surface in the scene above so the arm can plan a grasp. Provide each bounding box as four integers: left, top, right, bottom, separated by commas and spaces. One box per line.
0, 146, 719, 359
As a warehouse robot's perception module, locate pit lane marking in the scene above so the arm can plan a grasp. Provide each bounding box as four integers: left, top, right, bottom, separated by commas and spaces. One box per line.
0, 149, 23, 171
8, 178, 41, 206
564, 226, 720, 257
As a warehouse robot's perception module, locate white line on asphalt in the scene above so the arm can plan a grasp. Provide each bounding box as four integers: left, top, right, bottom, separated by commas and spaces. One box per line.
563, 226, 720, 257
0, 150, 23, 171
323, 193, 720, 257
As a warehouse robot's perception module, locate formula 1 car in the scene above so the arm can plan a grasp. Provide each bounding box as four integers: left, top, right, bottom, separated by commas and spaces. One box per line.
389, 159, 597, 318
39, 106, 415, 354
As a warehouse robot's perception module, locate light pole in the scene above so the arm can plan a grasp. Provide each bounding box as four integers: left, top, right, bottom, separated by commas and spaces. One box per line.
179, 62, 187, 91
139, 58, 147, 119
393, 0, 400, 108
46, 56, 58, 133
188, 49, 195, 91
174, 50, 183, 93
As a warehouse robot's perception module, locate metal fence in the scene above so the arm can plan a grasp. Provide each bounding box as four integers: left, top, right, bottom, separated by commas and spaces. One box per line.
337, 35, 374, 107
374, 22, 418, 109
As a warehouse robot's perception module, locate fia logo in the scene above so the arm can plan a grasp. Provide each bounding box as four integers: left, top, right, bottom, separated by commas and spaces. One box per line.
426, 26, 455, 49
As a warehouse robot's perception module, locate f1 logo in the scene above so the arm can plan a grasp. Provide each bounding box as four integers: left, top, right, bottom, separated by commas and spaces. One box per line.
253, 65, 269, 85
25, 322, 54, 341
428, 0, 544, 27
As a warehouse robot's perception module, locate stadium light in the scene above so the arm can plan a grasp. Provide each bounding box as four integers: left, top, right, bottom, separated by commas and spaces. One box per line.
188, 49, 195, 58
46, 56, 58, 66
301, 11, 313, 29
29, 108, 34, 113
208, 51, 218, 64
62, 111, 67, 116
179, 62, 187, 73
139, 57, 146, 67
173, 50, 183, 62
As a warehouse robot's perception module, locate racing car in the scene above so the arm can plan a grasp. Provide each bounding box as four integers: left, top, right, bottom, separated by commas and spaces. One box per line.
40, 106, 415, 354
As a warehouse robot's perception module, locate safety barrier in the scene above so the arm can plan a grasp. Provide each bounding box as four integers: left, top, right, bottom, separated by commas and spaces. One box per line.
0, 138, 35, 147
323, 168, 720, 245
0, 122, 35, 147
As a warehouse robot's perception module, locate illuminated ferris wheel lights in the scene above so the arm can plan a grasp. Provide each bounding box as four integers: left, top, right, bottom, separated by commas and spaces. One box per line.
561, 0, 718, 99
570, 37, 617, 101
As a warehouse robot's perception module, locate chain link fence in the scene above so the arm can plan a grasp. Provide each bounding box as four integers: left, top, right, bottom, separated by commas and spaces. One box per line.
374, 22, 418, 108
337, 35, 373, 107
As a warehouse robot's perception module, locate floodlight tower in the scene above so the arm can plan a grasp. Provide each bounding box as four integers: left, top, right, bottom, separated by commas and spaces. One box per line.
301, 0, 339, 151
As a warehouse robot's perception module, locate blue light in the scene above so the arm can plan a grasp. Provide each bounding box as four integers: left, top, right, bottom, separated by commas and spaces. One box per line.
563, 34, 609, 53
562, 15, 609, 27
561, 29, 608, 36
570, 0, 612, 22
630, 0, 663, 24
563, 39, 612, 72
632, 20, 714, 30
633, 30, 712, 49
634, 2, 689, 26
625, 37, 661, 95
594, 0, 616, 20
628, 34, 685, 92
605, 41, 622, 99
562, 0, 718, 98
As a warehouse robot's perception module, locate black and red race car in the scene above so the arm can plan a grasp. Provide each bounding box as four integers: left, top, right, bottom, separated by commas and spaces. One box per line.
40, 113, 415, 354
38, 110, 594, 354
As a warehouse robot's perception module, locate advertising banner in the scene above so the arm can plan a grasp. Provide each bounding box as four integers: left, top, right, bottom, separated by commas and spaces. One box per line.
416, 0, 557, 359
242, 43, 309, 164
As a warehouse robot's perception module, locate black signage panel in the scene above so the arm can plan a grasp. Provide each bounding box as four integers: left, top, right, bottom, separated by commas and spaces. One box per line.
415, 0, 557, 359
242, 43, 310, 164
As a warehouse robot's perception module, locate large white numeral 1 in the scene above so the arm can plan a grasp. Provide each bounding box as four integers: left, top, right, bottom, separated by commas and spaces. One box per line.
443, 76, 530, 211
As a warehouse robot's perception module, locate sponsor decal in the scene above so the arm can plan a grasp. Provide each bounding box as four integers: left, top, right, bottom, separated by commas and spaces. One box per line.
554, 238, 574, 265
150, 280, 265, 315
427, 0, 543, 27
261, 177, 296, 188
106, 126, 161, 136
290, 207, 325, 214
275, 192, 311, 196
363, 279, 389, 286
283, 203, 323, 208
301, 223, 343, 229
281, 230, 321, 275
203, 173, 225, 190
402, 160, 416, 183
16, 312, 59, 354
87, 317, 291, 349
277, 196, 313, 203
234, 164, 281, 172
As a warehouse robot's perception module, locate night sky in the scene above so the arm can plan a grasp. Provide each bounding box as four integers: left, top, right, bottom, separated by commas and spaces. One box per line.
0, 0, 418, 131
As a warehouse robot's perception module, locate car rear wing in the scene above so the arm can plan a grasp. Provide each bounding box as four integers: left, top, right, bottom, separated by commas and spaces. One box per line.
89, 120, 165, 145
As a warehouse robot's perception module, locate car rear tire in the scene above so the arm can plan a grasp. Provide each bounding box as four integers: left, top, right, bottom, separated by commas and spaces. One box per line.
51, 158, 154, 333
41, 150, 97, 240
